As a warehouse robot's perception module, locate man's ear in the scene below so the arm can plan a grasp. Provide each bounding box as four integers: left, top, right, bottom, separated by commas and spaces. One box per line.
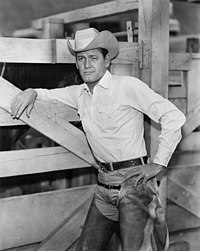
76, 61, 79, 69
105, 54, 111, 69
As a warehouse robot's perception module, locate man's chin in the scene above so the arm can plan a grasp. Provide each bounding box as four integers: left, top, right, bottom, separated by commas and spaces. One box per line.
82, 77, 95, 83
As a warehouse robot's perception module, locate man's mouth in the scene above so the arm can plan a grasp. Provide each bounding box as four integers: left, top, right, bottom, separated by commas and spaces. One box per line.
83, 71, 94, 75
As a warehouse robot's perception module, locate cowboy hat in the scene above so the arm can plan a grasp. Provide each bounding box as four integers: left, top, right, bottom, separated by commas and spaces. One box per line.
67, 28, 119, 59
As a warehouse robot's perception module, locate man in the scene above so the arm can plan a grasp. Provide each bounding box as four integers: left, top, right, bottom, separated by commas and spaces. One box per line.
11, 28, 186, 251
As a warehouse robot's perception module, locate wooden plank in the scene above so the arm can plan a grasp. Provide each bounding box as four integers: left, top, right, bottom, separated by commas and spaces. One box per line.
167, 164, 200, 198
139, 0, 169, 209
55, 40, 138, 65
0, 37, 75, 63
0, 185, 95, 250
0, 77, 97, 167
167, 203, 200, 232
0, 146, 90, 178
167, 178, 200, 218
188, 54, 200, 111
126, 21, 133, 43
168, 85, 187, 99
191, 53, 200, 59
169, 71, 184, 86
36, 198, 90, 251
169, 151, 200, 166
169, 53, 192, 71
0, 39, 192, 68
169, 68, 187, 99
2, 243, 39, 251
0, 108, 25, 126
182, 102, 200, 137
0, 37, 138, 64
169, 98, 187, 114
177, 132, 200, 151
188, 55, 200, 111
169, 70, 187, 99
169, 241, 189, 251
0, 100, 79, 126
41, 18, 64, 39
32, 0, 139, 29
170, 228, 200, 251
51, 39, 75, 64
0, 38, 52, 63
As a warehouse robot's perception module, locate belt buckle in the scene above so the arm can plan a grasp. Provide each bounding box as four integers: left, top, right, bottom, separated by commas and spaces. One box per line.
100, 163, 108, 172
108, 184, 112, 189
108, 162, 114, 171
100, 165, 106, 172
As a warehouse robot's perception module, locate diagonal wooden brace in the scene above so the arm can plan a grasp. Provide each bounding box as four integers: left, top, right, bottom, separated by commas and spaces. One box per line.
0, 76, 97, 167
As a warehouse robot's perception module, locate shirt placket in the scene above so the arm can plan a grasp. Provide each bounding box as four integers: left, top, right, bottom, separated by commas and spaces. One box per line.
81, 90, 98, 150
90, 90, 98, 146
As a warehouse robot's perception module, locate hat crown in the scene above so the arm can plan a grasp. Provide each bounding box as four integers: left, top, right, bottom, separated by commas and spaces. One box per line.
75, 28, 99, 51
67, 27, 119, 59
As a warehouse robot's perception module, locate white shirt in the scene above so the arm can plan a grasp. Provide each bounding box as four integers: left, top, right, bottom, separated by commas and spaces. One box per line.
35, 70, 186, 166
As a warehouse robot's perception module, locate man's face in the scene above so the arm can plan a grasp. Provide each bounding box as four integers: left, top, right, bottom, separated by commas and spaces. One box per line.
76, 48, 110, 85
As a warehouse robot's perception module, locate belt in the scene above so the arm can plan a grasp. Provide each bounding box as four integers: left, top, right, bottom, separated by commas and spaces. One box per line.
98, 156, 148, 172
98, 181, 121, 190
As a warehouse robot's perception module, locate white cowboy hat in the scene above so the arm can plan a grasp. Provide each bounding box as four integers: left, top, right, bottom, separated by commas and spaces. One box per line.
67, 28, 119, 59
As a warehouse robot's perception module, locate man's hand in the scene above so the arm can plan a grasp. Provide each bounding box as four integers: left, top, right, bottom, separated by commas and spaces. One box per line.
125, 163, 164, 188
11, 88, 37, 119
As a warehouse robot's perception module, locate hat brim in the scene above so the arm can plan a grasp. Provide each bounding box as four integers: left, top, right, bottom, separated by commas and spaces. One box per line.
67, 30, 119, 59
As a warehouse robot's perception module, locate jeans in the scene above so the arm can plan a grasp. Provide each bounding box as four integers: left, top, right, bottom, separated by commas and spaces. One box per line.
75, 167, 169, 251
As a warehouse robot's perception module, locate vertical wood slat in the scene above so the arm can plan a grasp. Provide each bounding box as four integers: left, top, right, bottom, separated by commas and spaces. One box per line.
126, 21, 133, 43
138, 0, 170, 208
41, 18, 64, 39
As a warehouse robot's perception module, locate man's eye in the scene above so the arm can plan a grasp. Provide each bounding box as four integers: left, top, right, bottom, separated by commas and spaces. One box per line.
91, 56, 98, 60
78, 57, 84, 61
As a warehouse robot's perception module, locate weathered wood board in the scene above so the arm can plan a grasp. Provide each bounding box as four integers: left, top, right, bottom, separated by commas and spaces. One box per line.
0, 146, 89, 178
32, 0, 139, 29
0, 77, 96, 167
0, 185, 95, 250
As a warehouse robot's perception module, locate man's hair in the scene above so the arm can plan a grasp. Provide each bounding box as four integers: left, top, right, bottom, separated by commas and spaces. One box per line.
76, 48, 109, 59
99, 48, 109, 58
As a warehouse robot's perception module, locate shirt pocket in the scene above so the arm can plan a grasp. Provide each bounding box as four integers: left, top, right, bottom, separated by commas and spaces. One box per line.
95, 104, 119, 131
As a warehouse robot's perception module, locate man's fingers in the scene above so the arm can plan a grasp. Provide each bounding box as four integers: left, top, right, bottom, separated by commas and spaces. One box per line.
16, 106, 26, 119
142, 177, 148, 189
26, 104, 34, 117
11, 101, 23, 118
133, 174, 144, 187
11, 96, 27, 117
11, 97, 21, 117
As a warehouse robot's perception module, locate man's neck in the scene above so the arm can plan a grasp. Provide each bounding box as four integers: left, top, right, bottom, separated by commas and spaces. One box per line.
87, 83, 97, 94
85, 70, 107, 94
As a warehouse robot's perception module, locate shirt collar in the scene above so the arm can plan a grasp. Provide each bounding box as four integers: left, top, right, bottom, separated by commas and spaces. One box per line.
78, 70, 112, 97
78, 83, 90, 97
97, 70, 112, 90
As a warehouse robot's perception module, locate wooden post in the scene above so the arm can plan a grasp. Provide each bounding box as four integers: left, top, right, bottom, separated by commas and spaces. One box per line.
42, 18, 64, 39
138, 0, 170, 208
126, 21, 133, 43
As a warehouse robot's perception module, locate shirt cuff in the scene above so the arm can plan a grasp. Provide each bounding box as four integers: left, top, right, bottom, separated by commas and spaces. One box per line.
34, 89, 44, 100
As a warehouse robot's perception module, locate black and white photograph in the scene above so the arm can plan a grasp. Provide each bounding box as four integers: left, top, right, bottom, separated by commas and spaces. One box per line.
0, 0, 200, 250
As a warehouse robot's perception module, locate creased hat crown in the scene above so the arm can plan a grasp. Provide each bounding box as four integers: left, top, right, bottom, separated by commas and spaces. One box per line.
67, 27, 119, 59
75, 28, 99, 50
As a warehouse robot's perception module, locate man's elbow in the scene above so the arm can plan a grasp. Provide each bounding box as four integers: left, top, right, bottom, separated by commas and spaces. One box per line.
180, 111, 186, 127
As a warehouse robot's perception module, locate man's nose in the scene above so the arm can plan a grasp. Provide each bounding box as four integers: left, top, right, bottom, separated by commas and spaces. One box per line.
85, 58, 91, 68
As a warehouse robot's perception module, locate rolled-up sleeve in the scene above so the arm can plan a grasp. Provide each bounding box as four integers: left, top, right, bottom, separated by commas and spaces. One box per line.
127, 78, 186, 166
35, 86, 79, 109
